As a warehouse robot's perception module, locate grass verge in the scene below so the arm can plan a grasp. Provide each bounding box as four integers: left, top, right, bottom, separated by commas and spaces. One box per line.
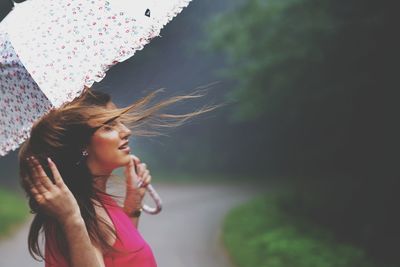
222, 194, 381, 267
0, 187, 29, 238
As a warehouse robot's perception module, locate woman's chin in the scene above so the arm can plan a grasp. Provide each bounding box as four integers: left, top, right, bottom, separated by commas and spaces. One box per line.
119, 152, 132, 165
109, 148, 132, 168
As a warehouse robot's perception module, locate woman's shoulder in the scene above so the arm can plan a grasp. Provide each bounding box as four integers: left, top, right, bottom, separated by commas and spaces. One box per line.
96, 192, 121, 208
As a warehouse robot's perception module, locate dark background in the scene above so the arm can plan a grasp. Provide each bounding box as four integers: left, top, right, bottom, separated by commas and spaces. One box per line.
1, 0, 399, 265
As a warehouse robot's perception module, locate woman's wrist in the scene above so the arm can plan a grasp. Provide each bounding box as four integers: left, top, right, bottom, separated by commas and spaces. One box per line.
123, 206, 143, 218
129, 208, 142, 218
60, 213, 85, 229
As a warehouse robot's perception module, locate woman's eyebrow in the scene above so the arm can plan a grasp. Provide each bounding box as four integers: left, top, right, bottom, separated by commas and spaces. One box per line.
102, 116, 119, 125
91, 116, 119, 132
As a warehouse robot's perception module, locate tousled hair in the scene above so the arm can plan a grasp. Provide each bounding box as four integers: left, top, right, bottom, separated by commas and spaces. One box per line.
18, 86, 222, 263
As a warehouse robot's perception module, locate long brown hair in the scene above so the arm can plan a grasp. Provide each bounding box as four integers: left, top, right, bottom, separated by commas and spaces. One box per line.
18, 86, 222, 262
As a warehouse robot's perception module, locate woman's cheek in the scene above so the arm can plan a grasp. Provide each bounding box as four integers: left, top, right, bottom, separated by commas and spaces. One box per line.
92, 137, 112, 157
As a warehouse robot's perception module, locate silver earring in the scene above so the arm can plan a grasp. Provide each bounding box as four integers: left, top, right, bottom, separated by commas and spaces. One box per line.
76, 150, 89, 165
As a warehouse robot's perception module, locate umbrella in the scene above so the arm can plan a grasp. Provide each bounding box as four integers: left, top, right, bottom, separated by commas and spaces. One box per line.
0, 0, 192, 156
0, 0, 193, 214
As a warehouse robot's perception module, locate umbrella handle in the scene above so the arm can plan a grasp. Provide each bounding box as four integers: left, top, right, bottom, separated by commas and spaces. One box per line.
131, 157, 162, 214
138, 183, 163, 215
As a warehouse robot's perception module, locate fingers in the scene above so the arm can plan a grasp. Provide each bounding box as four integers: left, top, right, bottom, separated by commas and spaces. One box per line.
126, 155, 142, 176
137, 170, 151, 188
126, 155, 135, 167
22, 174, 40, 196
124, 158, 138, 188
125, 156, 138, 175
136, 163, 147, 177
130, 155, 141, 179
135, 163, 146, 186
32, 157, 55, 190
131, 154, 141, 165
47, 157, 64, 186
125, 168, 134, 188
125, 155, 152, 189
26, 157, 51, 194
139, 174, 151, 188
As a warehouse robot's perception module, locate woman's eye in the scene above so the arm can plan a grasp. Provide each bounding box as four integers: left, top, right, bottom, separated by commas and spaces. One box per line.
102, 119, 125, 131
102, 123, 115, 130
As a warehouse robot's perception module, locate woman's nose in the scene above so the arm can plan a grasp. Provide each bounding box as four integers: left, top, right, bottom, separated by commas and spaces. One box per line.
119, 123, 132, 139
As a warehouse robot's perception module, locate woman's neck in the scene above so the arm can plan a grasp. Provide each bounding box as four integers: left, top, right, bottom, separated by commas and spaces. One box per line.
94, 177, 108, 192
93, 176, 109, 191
87, 160, 113, 191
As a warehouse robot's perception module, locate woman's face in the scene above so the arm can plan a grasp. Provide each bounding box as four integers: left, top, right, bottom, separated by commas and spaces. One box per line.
86, 102, 132, 174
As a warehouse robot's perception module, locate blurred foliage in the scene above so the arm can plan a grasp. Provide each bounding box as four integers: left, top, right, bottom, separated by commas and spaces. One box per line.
284, 175, 400, 266
223, 194, 389, 267
205, 0, 336, 120
0, 188, 29, 237
200, 0, 400, 264
204, 0, 396, 120
201, 0, 399, 175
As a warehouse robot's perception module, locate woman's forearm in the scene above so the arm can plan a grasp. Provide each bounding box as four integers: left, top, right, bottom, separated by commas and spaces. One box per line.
60, 215, 105, 267
131, 217, 139, 228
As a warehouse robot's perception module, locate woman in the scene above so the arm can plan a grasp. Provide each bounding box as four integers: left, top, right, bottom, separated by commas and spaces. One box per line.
18, 87, 218, 267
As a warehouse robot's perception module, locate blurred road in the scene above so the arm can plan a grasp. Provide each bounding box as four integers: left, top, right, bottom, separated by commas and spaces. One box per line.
0, 181, 266, 267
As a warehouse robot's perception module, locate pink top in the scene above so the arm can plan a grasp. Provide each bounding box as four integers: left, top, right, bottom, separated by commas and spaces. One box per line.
44, 194, 157, 267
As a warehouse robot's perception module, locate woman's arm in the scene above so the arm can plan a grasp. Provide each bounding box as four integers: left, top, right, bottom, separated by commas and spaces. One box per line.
123, 155, 152, 229
25, 157, 105, 267
61, 215, 105, 267
131, 217, 140, 228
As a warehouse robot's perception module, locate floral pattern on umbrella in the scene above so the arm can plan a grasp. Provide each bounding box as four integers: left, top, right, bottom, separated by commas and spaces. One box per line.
0, 31, 53, 156
0, 0, 192, 156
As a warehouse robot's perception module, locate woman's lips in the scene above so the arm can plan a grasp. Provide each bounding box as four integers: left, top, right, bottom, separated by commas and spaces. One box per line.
119, 146, 130, 153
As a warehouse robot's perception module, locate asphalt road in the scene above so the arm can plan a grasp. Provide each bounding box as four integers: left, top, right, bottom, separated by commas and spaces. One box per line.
0, 181, 267, 267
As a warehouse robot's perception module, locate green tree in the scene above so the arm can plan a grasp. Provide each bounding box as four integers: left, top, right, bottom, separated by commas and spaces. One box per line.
203, 0, 400, 264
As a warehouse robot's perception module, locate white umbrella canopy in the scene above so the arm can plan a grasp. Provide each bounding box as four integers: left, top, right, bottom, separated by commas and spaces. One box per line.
0, 0, 192, 156
0, 30, 53, 155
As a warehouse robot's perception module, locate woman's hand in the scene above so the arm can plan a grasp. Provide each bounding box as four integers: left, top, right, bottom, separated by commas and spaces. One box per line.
24, 156, 81, 224
122, 154, 152, 216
